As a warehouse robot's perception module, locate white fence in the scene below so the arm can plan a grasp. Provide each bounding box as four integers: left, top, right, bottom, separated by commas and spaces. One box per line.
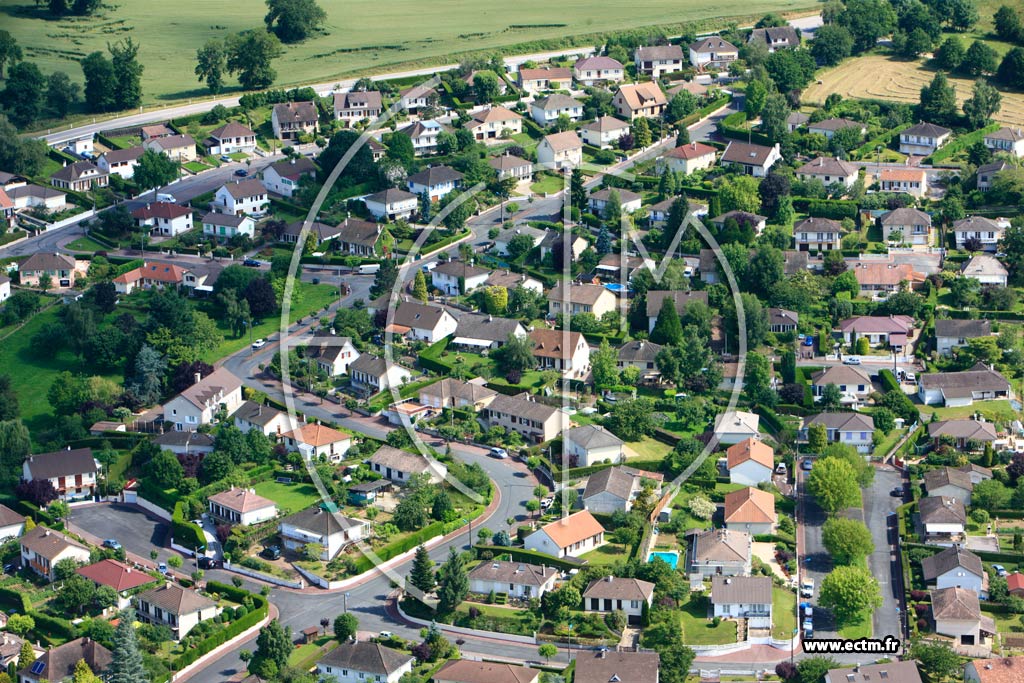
395, 596, 538, 645
224, 561, 304, 589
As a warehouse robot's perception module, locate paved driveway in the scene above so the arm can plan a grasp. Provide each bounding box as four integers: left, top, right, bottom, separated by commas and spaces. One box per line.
70, 503, 178, 566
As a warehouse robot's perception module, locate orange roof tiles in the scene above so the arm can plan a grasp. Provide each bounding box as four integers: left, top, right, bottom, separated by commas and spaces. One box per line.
538, 510, 605, 549
726, 438, 774, 470
723, 487, 777, 524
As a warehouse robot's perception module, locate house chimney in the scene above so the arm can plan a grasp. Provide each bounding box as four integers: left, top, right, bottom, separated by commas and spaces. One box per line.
165, 581, 171, 589
126, 567, 131, 574
44, 529, 50, 536
194, 372, 202, 385
605, 576, 613, 582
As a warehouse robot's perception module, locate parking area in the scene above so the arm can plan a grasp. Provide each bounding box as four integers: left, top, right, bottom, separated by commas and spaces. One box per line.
70, 503, 174, 565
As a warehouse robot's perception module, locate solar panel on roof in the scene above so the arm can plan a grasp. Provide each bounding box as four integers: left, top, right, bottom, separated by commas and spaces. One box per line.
30, 660, 45, 675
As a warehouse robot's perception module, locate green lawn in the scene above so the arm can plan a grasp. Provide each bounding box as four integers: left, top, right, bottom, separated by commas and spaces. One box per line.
678, 593, 737, 645
872, 427, 906, 459
531, 173, 565, 195
199, 282, 341, 363
920, 400, 1019, 423
625, 437, 673, 461
837, 608, 873, 640
580, 543, 630, 565
772, 587, 797, 640
253, 480, 322, 515
65, 236, 111, 252
670, 490, 714, 531
184, 161, 212, 174
0, 305, 123, 438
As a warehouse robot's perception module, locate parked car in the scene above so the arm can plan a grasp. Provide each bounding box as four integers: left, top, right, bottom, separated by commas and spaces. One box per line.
198, 556, 223, 570
220, 155, 232, 162
158, 562, 168, 574
233, 168, 248, 177
775, 462, 787, 475
904, 372, 916, 383
378, 631, 393, 639
243, 258, 260, 267
994, 564, 1008, 577
489, 447, 508, 459
102, 539, 121, 550
800, 577, 815, 598
251, 339, 267, 349
801, 458, 813, 472
803, 335, 814, 347
842, 356, 862, 365
891, 486, 904, 497
261, 546, 282, 560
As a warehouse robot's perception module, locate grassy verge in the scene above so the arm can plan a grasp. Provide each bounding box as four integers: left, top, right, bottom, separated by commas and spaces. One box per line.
772, 586, 797, 640
253, 481, 323, 516
65, 236, 112, 252
579, 544, 630, 565
678, 592, 737, 645
837, 608, 873, 640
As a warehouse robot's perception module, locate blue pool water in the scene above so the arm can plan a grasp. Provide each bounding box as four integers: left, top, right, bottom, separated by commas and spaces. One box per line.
647, 551, 679, 569
604, 283, 630, 293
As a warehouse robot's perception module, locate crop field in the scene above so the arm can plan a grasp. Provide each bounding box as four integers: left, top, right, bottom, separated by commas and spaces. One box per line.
803, 54, 1024, 126
0, 0, 815, 105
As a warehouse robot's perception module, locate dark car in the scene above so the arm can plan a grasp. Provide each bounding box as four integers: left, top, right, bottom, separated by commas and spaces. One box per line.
234, 169, 248, 177
261, 546, 282, 560
198, 556, 223, 570
891, 486, 904, 497
243, 258, 260, 267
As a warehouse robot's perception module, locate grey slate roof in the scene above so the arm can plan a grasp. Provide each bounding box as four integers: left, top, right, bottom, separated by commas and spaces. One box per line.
25, 448, 98, 479
923, 466, 974, 493
903, 122, 951, 139
931, 586, 982, 621
136, 583, 217, 616
919, 496, 967, 524
645, 289, 709, 318
368, 445, 432, 474
803, 411, 875, 432
934, 319, 991, 339
454, 313, 525, 343
487, 393, 560, 423
467, 560, 554, 587
711, 575, 772, 604
390, 301, 452, 330
567, 424, 625, 450
928, 419, 998, 443
919, 362, 1011, 398
573, 651, 660, 683
318, 641, 413, 675
583, 576, 655, 601
825, 661, 923, 683
407, 165, 463, 187
583, 466, 636, 501
880, 207, 932, 226
617, 340, 663, 363
280, 504, 365, 536
921, 546, 984, 581
18, 637, 112, 683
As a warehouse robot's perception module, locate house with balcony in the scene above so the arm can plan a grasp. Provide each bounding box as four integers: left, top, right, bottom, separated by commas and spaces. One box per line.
20, 527, 90, 581
524, 510, 606, 559
315, 641, 413, 683
711, 576, 772, 629
23, 447, 99, 501
583, 577, 655, 624
480, 393, 568, 443
573, 56, 625, 85
635, 45, 684, 77
272, 101, 318, 140
880, 168, 928, 197
162, 367, 243, 432
333, 91, 383, 127
204, 122, 257, 155
880, 207, 932, 245
537, 131, 582, 169
530, 94, 584, 126
466, 106, 523, 141
213, 179, 268, 217
796, 156, 859, 189
689, 37, 738, 70
612, 82, 668, 120
802, 412, 876, 454
920, 496, 967, 545
261, 157, 316, 198
793, 216, 842, 251
135, 583, 220, 639
364, 188, 418, 221
899, 122, 952, 155
953, 215, 1008, 252
984, 127, 1024, 157
279, 504, 370, 560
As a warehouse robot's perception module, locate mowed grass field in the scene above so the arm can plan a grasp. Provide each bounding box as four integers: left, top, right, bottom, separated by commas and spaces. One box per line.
803, 53, 1024, 125
0, 0, 816, 105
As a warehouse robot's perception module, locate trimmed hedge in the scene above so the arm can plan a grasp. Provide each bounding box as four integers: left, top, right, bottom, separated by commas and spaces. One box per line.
473, 544, 584, 570
350, 516, 479, 574
927, 123, 1000, 165
28, 611, 78, 644
0, 586, 30, 613
719, 111, 771, 146
792, 198, 858, 221
879, 369, 900, 393
166, 582, 268, 675
172, 501, 207, 552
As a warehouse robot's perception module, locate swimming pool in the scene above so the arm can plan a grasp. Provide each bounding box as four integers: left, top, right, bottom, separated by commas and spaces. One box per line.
647, 551, 679, 570
604, 283, 631, 294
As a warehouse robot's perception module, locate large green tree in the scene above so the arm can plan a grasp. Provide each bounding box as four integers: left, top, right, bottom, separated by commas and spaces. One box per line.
109, 38, 144, 110
918, 71, 958, 126
81, 51, 117, 113
0, 30, 21, 79
3, 61, 46, 127
46, 72, 80, 119
408, 544, 435, 594
436, 547, 469, 614
821, 517, 874, 565
133, 150, 179, 190
106, 609, 148, 683
265, 0, 327, 42
811, 24, 853, 66
227, 30, 284, 90
195, 39, 227, 94
962, 79, 1002, 129
250, 619, 291, 679
649, 296, 683, 345
806, 456, 861, 513
818, 565, 883, 622
839, 0, 897, 53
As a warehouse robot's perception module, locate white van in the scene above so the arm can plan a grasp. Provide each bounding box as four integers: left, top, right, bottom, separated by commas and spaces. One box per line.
357, 264, 380, 275
156, 193, 176, 203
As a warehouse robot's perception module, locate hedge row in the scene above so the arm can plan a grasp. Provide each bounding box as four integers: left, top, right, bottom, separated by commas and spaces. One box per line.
172, 501, 207, 552
473, 544, 584, 570
851, 123, 912, 160
677, 95, 732, 129
12, 501, 64, 530
791, 198, 858, 221
719, 111, 771, 146
879, 368, 900, 393
350, 516, 475, 574
165, 582, 268, 675
926, 122, 1001, 165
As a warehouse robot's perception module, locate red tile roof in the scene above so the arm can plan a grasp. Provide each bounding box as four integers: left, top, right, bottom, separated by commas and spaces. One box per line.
76, 559, 156, 592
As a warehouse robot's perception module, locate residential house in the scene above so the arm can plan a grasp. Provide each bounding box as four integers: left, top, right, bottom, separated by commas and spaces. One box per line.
398, 120, 448, 156
18, 252, 79, 288
488, 154, 533, 181
796, 156, 859, 188
348, 355, 413, 394
635, 45, 685, 77
537, 131, 583, 169
959, 462, 994, 485
808, 118, 866, 140
517, 67, 572, 93
233, 400, 292, 437
580, 116, 631, 149
466, 106, 523, 141
825, 662, 923, 683
23, 448, 99, 501
162, 367, 243, 431
364, 188, 418, 221
726, 437, 774, 486
201, 212, 255, 241
283, 423, 352, 462
435, 661, 541, 683
396, 85, 437, 115
810, 364, 873, 406
523, 510, 606, 559
206, 487, 278, 526
924, 467, 974, 504
721, 141, 781, 177
574, 651, 660, 683
594, 253, 653, 282
389, 301, 457, 343
368, 445, 446, 484
710, 210, 767, 236
589, 187, 642, 215
963, 254, 1008, 286
76, 559, 156, 609
724, 486, 777, 535
954, 216, 1008, 251
335, 217, 382, 256
529, 328, 591, 379
880, 207, 932, 245
451, 313, 527, 351
111, 261, 190, 294
929, 420, 997, 450
880, 168, 929, 197
838, 315, 915, 346
0, 275, 8, 303
494, 224, 547, 256
713, 411, 761, 444
645, 290, 709, 333
768, 307, 798, 333
306, 333, 361, 376
0, 504, 25, 542
647, 198, 707, 227
315, 641, 413, 683
612, 82, 668, 120
659, 142, 718, 175
667, 80, 709, 98
1009, 575, 1024, 598
204, 122, 257, 155
132, 202, 193, 237
546, 282, 617, 318
431, 259, 490, 295
852, 260, 926, 299
261, 157, 316, 198
984, 127, 1024, 157
50, 161, 108, 192
617, 339, 663, 380
135, 582, 220, 639
20, 527, 90, 581
919, 363, 1013, 407
530, 94, 584, 125
213, 179, 268, 217
919, 496, 967, 545
977, 160, 1011, 192
931, 586, 995, 649
711, 576, 772, 629
899, 122, 952, 155
689, 37, 739, 69
689, 528, 752, 577
480, 392, 568, 443
140, 123, 175, 140
793, 216, 842, 251
96, 146, 145, 179
407, 165, 463, 201
17, 637, 111, 683
566, 425, 626, 468
272, 101, 318, 140
539, 230, 588, 262
786, 111, 811, 132
279, 504, 370, 560
583, 466, 662, 514
141, 136, 195, 166
573, 56, 625, 85
747, 25, 800, 51
803, 412, 876, 454
332, 91, 383, 126
467, 560, 557, 600
419, 378, 498, 411
583, 576, 655, 623
922, 546, 987, 597
151, 431, 216, 456
6, 184, 66, 210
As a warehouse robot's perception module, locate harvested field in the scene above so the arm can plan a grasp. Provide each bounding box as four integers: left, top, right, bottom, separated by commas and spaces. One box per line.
803, 54, 1024, 126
